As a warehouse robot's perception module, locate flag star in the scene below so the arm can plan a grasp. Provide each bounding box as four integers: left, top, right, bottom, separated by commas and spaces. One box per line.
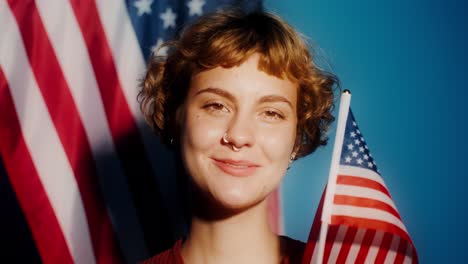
345, 156, 352, 163
134, 0, 153, 16
359, 146, 365, 152
160, 7, 177, 29
350, 131, 356, 138
187, 0, 205, 16
354, 139, 360, 145
365, 145, 369, 150
363, 154, 369, 160
373, 160, 377, 165
352, 121, 357, 127
356, 158, 363, 165
347, 143, 354, 150
368, 162, 373, 168
352, 151, 358, 157
360, 137, 364, 142
356, 129, 361, 135
151, 38, 168, 56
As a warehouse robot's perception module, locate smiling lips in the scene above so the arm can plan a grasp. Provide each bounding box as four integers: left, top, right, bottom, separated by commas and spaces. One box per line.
212, 158, 260, 177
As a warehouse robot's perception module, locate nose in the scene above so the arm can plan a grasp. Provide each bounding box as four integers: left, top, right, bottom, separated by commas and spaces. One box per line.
223, 113, 255, 150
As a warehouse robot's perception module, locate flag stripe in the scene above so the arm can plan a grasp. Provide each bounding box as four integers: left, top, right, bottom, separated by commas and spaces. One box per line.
0, 68, 74, 264
69, 0, 166, 252
323, 226, 339, 264
365, 230, 384, 263
384, 236, 400, 264
33, 0, 119, 156
93, 0, 146, 121
69, 0, 135, 141
335, 184, 398, 212
1, 2, 95, 263
334, 195, 401, 220
355, 229, 376, 264
339, 165, 387, 187
337, 175, 391, 198
375, 232, 394, 263
394, 239, 408, 264
327, 225, 348, 264
336, 226, 358, 263
33, 1, 122, 262
332, 205, 408, 234
345, 228, 366, 264
331, 215, 410, 242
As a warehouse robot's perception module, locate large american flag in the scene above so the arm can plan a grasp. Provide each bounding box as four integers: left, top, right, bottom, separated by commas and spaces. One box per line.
0, 1, 263, 263
303, 104, 418, 263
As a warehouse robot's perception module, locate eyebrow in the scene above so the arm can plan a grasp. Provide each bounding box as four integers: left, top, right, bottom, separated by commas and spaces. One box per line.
195, 87, 293, 108
195, 87, 236, 102
258, 95, 293, 108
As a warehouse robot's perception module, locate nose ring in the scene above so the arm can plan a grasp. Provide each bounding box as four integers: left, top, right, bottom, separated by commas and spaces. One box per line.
222, 133, 229, 144
223, 133, 241, 152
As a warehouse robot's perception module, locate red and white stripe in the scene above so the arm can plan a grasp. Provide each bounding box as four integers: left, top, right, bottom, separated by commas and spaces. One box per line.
302, 166, 417, 263
0, 1, 154, 263
331, 165, 412, 244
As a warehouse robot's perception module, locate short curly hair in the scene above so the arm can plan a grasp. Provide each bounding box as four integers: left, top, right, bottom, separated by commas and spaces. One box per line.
139, 9, 338, 159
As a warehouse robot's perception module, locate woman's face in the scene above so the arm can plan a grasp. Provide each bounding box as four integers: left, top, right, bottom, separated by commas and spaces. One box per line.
180, 54, 297, 210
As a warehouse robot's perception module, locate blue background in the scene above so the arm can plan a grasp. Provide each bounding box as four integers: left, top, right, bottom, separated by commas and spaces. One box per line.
265, 0, 468, 263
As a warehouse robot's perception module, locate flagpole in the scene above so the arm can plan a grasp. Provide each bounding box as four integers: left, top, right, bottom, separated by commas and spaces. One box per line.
314, 90, 352, 264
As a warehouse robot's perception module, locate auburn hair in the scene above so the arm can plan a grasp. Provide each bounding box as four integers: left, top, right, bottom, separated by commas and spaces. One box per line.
139, 9, 338, 159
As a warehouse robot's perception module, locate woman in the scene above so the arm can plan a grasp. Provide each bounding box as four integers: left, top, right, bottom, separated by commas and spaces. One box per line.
139, 9, 337, 264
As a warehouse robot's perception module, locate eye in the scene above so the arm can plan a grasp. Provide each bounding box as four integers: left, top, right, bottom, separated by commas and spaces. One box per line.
203, 102, 229, 114
261, 109, 285, 121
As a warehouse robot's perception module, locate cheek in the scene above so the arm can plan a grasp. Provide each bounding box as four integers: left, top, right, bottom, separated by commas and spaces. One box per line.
182, 111, 225, 154
260, 125, 296, 161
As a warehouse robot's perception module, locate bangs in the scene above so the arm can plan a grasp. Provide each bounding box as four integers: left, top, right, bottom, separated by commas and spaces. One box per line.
179, 11, 309, 83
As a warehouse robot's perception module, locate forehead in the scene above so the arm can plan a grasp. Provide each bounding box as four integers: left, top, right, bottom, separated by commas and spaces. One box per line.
189, 55, 298, 105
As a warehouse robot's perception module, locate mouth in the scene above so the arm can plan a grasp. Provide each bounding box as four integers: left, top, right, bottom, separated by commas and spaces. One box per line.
212, 158, 260, 177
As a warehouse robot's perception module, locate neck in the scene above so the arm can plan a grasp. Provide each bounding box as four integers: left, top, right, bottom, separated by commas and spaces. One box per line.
181, 199, 281, 264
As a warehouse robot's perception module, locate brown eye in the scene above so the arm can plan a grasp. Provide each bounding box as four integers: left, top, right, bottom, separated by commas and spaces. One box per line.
261, 109, 285, 121
203, 102, 229, 113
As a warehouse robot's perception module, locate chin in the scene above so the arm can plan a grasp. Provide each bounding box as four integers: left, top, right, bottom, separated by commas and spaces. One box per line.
207, 183, 272, 213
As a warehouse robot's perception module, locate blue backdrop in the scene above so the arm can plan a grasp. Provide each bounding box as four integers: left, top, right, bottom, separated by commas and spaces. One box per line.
265, 1, 468, 263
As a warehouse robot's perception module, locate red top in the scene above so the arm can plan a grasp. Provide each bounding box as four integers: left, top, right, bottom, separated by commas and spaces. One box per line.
142, 236, 305, 264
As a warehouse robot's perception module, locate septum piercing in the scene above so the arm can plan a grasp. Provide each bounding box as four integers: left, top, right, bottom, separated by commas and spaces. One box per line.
223, 133, 241, 152
222, 133, 229, 144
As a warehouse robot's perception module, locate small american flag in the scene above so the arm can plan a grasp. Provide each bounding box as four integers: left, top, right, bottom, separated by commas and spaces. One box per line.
0, 1, 262, 263
303, 93, 418, 263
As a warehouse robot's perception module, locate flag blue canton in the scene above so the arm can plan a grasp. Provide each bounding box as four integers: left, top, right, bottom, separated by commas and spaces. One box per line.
125, 0, 263, 60
340, 110, 379, 173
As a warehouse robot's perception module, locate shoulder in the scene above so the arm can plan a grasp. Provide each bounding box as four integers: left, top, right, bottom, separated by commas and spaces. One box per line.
141, 240, 184, 264
280, 235, 306, 263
